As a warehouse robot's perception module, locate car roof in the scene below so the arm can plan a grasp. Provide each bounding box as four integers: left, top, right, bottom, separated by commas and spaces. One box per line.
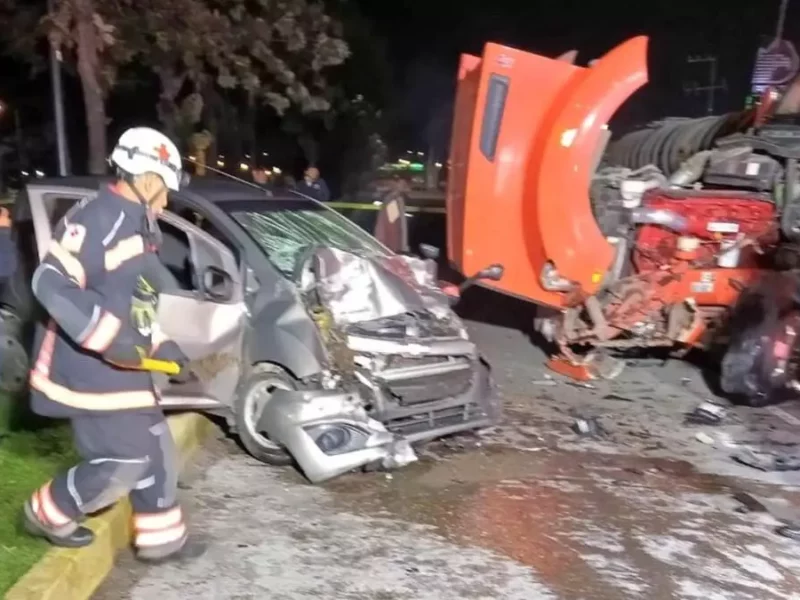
26, 175, 303, 203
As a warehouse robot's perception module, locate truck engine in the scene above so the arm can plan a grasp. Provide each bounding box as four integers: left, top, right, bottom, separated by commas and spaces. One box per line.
445, 35, 800, 382
546, 90, 800, 379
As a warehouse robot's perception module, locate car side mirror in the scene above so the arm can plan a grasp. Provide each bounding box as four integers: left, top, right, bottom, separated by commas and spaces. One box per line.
451, 263, 505, 304
201, 265, 234, 302
419, 243, 440, 260
477, 263, 504, 281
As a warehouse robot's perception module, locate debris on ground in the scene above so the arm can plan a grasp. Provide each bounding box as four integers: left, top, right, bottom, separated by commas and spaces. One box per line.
732, 491, 768, 513
684, 401, 727, 426
531, 374, 557, 386
731, 448, 800, 472
602, 393, 635, 403
572, 416, 606, 437
776, 525, 800, 540
566, 381, 597, 390
695, 431, 716, 445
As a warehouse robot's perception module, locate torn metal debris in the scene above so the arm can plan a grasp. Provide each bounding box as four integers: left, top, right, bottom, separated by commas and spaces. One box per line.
684, 401, 727, 426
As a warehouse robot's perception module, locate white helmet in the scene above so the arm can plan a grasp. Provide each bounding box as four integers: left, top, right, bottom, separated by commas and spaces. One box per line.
109, 127, 186, 191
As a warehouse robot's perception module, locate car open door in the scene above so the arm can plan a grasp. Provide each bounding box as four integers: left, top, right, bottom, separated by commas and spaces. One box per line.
153, 212, 247, 411
26, 184, 247, 411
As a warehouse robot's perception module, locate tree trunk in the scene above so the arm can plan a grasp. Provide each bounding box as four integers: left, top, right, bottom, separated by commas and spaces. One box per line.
156, 67, 186, 139
73, 0, 107, 175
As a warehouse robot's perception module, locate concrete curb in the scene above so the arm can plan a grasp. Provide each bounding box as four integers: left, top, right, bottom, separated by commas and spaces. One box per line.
5, 412, 214, 600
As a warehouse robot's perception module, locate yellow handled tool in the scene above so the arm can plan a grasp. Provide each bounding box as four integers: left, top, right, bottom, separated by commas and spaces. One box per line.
138, 357, 182, 375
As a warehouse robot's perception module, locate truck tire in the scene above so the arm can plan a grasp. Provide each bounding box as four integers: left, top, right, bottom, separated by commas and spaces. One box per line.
234, 363, 295, 466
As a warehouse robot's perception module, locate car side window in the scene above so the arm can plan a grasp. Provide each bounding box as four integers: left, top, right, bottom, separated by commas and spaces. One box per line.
172, 204, 240, 262
158, 221, 198, 292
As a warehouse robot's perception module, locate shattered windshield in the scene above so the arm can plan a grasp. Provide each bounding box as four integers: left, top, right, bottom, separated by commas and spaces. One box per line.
222, 198, 390, 276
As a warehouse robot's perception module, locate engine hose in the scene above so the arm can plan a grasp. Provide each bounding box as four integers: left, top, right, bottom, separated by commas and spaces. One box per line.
781, 158, 800, 241
630, 207, 688, 232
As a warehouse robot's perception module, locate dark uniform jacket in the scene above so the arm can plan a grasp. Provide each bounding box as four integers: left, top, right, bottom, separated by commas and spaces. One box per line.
29, 185, 184, 418
297, 178, 330, 202
0, 226, 17, 279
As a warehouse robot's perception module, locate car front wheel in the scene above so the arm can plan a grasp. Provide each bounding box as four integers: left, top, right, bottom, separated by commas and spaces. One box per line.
235, 363, 295, 466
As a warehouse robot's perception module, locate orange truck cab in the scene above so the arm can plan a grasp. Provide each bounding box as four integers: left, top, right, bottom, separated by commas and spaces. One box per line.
446, 36, 649, 309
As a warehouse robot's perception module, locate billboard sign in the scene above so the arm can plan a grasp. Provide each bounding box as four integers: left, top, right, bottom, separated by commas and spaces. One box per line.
751, 37, 800, 93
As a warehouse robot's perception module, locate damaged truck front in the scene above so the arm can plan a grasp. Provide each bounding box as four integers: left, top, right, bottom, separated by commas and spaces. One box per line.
446, 37, 800, 383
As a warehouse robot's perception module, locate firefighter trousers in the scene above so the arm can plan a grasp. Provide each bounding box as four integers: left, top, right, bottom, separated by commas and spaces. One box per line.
30, 410, 189, 558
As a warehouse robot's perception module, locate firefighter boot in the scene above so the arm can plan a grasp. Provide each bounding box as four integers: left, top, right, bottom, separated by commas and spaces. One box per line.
22, 498, 94, 548
135, 536, 207, 564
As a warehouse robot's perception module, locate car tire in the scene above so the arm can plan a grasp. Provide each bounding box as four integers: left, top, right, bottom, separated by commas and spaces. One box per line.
234, 363, 295, 466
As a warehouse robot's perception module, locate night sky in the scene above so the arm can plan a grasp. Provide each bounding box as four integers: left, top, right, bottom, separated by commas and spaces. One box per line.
0, 0, 794, 171
357, 0, 791, 154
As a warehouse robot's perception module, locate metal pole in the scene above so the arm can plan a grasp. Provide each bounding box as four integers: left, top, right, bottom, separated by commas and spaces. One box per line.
777, 0, 790, 41
708, 57, 717, 115
49, 39, 68, 176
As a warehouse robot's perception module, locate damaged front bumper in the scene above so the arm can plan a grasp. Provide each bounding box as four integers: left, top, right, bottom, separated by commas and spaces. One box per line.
258, 362, 493, 483
258, 388, 418, 483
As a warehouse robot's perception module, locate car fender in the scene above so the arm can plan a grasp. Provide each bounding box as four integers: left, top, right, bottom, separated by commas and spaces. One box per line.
247, 296, 327, 379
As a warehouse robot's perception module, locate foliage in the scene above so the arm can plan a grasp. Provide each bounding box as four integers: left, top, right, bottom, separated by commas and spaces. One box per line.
109, 0, 350, 139
0, 394, 76, 594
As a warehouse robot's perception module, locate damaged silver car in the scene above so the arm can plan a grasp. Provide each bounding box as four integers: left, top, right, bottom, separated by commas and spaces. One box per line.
3, 177, 503, 483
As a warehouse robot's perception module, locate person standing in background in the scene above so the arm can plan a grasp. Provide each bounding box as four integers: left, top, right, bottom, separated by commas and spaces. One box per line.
0, 206, 17, 279
296, 166, 330, 202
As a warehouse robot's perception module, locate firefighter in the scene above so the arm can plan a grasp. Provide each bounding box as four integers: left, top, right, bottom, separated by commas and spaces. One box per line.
22, 127, 204, 563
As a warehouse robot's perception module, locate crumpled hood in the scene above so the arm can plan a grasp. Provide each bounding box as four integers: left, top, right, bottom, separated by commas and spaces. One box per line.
309, 247, 453, 326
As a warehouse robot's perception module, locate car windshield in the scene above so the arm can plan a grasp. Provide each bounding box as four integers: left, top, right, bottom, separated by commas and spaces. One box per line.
221, 198, 390, 276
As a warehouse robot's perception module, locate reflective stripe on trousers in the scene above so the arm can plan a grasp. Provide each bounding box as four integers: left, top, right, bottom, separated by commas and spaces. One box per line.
33, 411, 183, 546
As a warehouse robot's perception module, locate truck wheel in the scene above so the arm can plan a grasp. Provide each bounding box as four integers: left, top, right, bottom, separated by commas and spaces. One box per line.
234, 363, 295, 466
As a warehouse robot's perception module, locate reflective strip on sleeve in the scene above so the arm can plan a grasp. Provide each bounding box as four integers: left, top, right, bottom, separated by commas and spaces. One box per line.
47, 241, 87, 288
31, 482, 72, 527
29, 370, 158, 411
105, 235, 145, 272
30, 319, 158, 411
81, 311, 122, 352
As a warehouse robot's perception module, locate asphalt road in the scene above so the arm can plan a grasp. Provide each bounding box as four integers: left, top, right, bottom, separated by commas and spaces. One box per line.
94, 289, 800, 600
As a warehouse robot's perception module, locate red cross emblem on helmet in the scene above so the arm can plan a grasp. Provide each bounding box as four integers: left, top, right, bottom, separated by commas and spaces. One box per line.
154, 143, 171, 162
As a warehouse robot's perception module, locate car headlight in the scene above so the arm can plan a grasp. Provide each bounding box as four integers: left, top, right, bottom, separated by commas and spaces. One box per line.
304, 423, 371, 455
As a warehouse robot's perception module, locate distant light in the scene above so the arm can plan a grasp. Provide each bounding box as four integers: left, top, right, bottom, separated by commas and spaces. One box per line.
218, 154, 224, 159
188, 155, 197, 161
21, 170, 28, 177
417, 151, 424, 156
245, 154, 251, 159
435, 162, 443, 168
272, 167, 282, 174
405, 213, 414, 218
35, 169, 44, 178
262, 152, 268, 156
239, 162, 249, 171
397, 158, 410, 165
216, 160, 225, 167
372, 200, 382, 206
406, 150, 412, 154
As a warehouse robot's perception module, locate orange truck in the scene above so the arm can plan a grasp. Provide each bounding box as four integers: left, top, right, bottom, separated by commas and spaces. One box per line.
446, 36, 800, 381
